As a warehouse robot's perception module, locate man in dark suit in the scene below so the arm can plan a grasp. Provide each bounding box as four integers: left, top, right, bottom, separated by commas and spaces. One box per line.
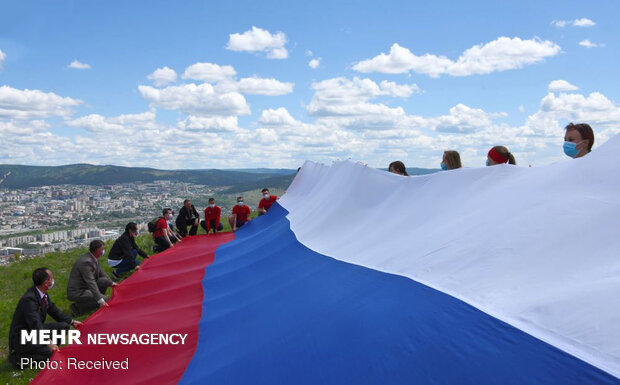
8, 267, 82, 369
175, 199, 200, 237
67, 239, 117, 316
107, 222, 148, 278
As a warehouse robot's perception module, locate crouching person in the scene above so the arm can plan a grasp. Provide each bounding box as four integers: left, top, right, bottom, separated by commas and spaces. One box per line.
201, 198, 224, 234
153, 208, 177, 252
107, 222, 148, 279
8, 267, 82, 369
67, 240, 117, 317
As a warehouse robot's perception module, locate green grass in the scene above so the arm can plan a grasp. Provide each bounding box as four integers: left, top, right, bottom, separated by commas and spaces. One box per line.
0, 214, 262, 384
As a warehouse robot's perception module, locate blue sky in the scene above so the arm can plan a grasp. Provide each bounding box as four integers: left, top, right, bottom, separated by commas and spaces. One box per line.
0, 0, 618, 169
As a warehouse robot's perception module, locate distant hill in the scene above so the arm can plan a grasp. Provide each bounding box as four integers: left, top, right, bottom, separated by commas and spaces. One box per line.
0, 164, 294, 191
0, 164, 437, 191
230, 168, 297, 175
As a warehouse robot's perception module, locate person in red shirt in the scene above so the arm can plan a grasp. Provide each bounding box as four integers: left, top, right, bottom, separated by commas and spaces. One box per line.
228, 196, 251, 232
257, 188, 278, 216
153, 208, 177, 252
201, 198, 224, 234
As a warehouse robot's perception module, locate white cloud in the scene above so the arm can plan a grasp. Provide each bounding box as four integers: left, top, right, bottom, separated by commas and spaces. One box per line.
226, 26, 289, 59
147, 66, 178, 86
259, 107, 298, 126
518, 105, 525, 113
379, 81, 422, 98
305, 50, 313, 57
537, 92, 620, 125
431, 104, 498, 133
553, 18, 595, 27
353, 37, 561, 77
573, 18, 596, 27
182, 62, 236, 83
67, 111, 158, 133
234, 77, 294, 96
0, 85, 82, 119
138, 83, 250, 116
309, 58, 321, 69
306, 77, 419, 124
177, 115, 242, 133
548, 80, 579, 92
68, 60, 91, 70
0, 49, 6, 69
579, 39, 602, 48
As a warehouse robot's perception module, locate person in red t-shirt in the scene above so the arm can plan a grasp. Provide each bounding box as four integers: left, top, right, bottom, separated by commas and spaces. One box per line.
200, 198, 224, 234
153, 208, 177, 252
257, 188, 278, 216
228, 196, 251, 232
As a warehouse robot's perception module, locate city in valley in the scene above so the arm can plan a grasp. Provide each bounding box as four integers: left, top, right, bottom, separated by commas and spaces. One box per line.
0, 181, 278, 264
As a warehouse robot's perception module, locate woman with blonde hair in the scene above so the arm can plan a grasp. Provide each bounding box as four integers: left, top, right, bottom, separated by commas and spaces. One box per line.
441, 151, 462, 170
486, 146, 516, 166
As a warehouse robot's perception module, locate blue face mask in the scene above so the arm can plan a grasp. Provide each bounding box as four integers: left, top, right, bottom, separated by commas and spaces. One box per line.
440, 162, 448, 171
485, 159, 490, 167
563, 141, 580, 158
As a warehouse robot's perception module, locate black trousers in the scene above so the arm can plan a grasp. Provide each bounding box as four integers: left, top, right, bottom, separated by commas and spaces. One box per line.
9, 322, 70, 369
176, 219, 198, 237
154, 236, 177, 252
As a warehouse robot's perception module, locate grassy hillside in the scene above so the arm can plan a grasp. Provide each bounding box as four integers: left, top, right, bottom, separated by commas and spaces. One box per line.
0, 213, 257, 384
0, 164, 295, 190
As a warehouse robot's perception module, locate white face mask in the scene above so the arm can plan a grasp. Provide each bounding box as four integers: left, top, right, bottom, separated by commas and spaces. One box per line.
209, 204, 215, 208
101, 249, 106, 257
48, 279, 55, 289
237, 201, 244, 206
263, 194, 270, 199
166, 213, 172, 220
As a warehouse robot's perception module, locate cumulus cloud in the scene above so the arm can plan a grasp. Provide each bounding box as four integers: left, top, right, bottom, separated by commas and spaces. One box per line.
67, 111, 158, 133
309, 58, 321, 69
353, 37, 561, 77
177, 115, 242, 133
138, 83, 250, 116
0, 49, 6, 69
552, 18, 596, 27
548, 80, 579, 92
0, 85, 82, 119
234, 77, 294, 96
579, 39, 602, 48
147, 67, 178, 86
537, 92, 620, 125
226, 26, 289, 59
431, 104, 499, 133
259, 107, 298, 126
68, 60, 91, 70
306, 77, 420, 125
182, 62, 236, 83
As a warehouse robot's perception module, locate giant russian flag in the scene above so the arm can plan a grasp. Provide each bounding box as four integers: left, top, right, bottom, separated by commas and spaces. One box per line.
34, 135, 620, 384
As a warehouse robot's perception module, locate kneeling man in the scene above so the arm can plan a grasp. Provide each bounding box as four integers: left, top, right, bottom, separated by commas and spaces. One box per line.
67, 240, 117, 316
8, 267, 81, 369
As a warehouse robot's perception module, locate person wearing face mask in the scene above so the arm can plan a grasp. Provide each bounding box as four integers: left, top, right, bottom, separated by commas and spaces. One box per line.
176, 199, 200, 238
564, 122, 594, 158
486, 146, 516, 166
201, 198, 224, 234
441, 150, 462, 171
8, 267, 82, 369
257, 188, 278, 216
107, 222, 149, 279
229, 196, 251, 232
67, 240, 117, 317
153, 208, 177, 252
